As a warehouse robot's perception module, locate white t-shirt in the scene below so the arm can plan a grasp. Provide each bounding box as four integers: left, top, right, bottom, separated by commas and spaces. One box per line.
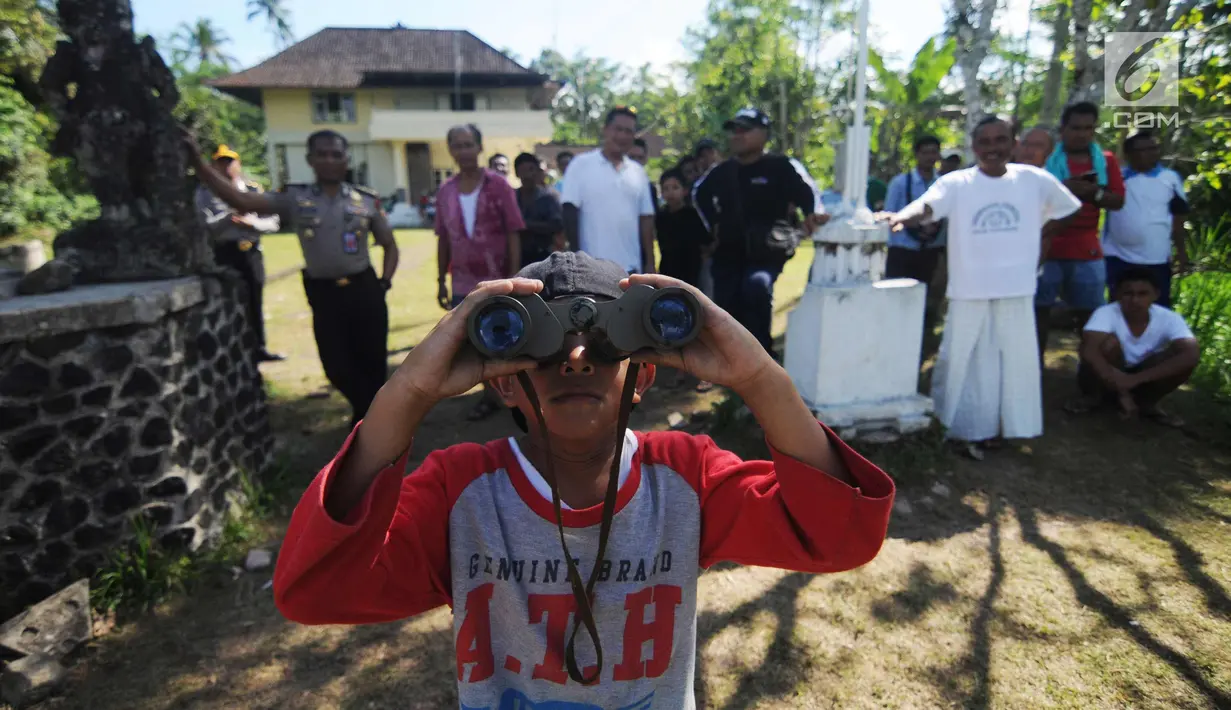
507, 431, 637, 510
1103, 166, 1187, 265
458, 188, 480, 239
560, 150, 654, 272
1084, 303, 1195, 367
917, 164, 1081, 300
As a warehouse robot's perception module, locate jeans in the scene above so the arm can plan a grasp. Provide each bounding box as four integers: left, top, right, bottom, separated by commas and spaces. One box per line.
711, 260, 783, 356
1036, 259, 1107, 310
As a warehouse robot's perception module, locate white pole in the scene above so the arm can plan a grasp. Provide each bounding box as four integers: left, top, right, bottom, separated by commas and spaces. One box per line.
852, 0, 871, 213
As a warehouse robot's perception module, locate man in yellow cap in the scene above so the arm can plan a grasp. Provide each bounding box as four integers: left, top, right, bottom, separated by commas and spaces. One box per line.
196, 144, 285, 362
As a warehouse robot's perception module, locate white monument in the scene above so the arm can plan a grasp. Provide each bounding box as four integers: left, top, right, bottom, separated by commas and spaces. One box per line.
783, 0, 933, 439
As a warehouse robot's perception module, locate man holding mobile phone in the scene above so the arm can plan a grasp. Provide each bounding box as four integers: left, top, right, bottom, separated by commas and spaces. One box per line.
1038, 102, 1126, 358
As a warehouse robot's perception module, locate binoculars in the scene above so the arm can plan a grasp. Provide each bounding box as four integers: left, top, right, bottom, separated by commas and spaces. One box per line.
466, 285, 703, 361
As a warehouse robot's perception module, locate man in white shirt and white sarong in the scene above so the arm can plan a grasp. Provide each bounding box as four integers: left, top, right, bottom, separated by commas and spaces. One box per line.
1069, 266, 1199, 427
881, 116, 1082, 459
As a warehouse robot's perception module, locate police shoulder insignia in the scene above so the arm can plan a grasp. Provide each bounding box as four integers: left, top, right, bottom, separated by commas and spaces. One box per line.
353, 184, 380, 199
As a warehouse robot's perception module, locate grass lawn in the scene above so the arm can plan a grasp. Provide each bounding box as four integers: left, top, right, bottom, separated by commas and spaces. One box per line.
28, 231, 1231, 710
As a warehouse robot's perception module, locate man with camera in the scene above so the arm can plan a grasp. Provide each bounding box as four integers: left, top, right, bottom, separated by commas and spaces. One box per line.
884, 136, 946, 285
691, 107, 827, 359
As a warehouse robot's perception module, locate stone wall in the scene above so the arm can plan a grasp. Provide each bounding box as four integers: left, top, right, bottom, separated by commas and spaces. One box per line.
0, 275, 273, 619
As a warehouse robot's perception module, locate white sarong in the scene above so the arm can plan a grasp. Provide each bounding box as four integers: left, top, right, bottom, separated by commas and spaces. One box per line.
931, 296, 1042, 442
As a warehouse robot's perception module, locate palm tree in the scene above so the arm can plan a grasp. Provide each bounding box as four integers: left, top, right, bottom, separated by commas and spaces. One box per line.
246, 0, 294, 49
172, 18, 236, 69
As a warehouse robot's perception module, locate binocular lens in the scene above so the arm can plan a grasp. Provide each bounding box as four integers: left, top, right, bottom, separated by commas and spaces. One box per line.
475, 305, 527, 356
648, 295, 695, 344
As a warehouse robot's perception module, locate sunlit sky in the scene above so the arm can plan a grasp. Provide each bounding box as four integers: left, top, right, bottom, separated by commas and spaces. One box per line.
131, 0, 1038, 76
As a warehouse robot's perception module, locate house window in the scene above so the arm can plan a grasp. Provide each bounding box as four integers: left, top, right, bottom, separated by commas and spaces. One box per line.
311, 92, 357, 123
433, 169, 454, 189
436, 93, 482, 111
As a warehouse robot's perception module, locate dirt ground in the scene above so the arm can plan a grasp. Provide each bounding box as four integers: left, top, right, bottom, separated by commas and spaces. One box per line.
20, 233, 1231, 709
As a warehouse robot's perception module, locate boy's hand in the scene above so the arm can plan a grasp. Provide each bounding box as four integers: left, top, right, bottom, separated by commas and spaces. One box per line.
392, 278, 543, 403
622, 273, 776, 395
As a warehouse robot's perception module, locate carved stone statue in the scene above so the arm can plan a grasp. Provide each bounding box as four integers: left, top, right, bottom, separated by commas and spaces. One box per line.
17, 0, 211, 295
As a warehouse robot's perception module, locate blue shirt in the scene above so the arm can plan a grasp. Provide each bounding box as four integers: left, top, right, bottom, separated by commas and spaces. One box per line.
885, 169, 946, 250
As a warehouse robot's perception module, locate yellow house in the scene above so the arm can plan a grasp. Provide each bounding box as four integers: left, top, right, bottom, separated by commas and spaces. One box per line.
210, 27, 556, 201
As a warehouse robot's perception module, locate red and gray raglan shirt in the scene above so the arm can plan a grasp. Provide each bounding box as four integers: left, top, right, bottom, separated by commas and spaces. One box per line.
274, 423, 895, 709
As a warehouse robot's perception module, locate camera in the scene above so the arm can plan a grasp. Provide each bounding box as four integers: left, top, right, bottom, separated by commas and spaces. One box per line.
466, 284, 703, 361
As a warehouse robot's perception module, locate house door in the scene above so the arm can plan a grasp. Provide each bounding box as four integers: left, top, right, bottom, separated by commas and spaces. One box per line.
405, 143, 433, 202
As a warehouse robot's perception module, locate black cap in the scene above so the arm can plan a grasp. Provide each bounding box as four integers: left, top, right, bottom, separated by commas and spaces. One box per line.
515, 251, 628, 302
694, 138, 718, 155
723, 107, 771, 131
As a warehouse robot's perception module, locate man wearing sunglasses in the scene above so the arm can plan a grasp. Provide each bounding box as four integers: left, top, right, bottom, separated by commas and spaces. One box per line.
561, 106, 656, 276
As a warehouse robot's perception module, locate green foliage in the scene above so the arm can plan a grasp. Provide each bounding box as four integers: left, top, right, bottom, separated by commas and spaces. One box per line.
169, 18, 237, 69
246, 0, 294, 50
868, 37, 960, 177
0, 0, 57, 104
0, 79, 98, 242
90, 457, 294, 616
173, 60, 269, 183
530, 49, 626, 144
91, 515, 195, 614
1174, 221, 1231, 402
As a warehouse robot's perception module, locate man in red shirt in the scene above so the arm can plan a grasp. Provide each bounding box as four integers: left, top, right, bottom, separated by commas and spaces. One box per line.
1037, 101, 1125, 356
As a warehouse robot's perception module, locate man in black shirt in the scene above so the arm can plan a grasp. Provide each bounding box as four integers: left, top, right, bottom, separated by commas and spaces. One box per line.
693, 107, 827, 357
513, 153, 564, 266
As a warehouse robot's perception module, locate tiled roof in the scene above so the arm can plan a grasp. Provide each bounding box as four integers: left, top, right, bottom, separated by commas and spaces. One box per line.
209, 27, 542, 90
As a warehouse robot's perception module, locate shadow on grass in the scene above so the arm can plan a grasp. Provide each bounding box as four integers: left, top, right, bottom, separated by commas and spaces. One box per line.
693, 572, 822, 710
1129, 507, 1231, 620
1013, 503, 1231, 709
870, 563, 960, 624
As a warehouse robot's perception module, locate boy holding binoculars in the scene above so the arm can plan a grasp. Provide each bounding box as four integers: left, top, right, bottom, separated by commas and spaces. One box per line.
273, 252, 894, 708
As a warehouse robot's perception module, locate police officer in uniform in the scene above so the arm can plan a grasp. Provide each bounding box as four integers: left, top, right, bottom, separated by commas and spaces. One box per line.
195, 144, 284, 362
185, 129, 401, 428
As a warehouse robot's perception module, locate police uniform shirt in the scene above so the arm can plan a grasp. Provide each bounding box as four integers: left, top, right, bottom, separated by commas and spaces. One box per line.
272, 183, 389, 280
196, 182, 281, 246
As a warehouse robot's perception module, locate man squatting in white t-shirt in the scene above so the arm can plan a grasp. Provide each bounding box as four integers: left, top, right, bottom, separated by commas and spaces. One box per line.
880, 116, 1082, 459
1068, 266, 1200, 427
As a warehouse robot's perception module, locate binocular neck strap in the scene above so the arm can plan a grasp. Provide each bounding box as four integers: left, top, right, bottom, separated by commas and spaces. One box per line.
515, 363, 640, 685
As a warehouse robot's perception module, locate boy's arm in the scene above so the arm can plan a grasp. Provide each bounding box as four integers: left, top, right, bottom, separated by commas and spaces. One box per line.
1079, 330, 1132, 391
1132, 338, 1199, 385
694, 370, 895, 573
273, 407, 453, 625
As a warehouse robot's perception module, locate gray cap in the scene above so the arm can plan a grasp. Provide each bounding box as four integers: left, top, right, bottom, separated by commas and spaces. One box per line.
515, 251, 628, 302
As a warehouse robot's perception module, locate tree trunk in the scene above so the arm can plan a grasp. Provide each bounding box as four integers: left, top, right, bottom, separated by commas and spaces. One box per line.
1010, 0, 1036, 131
953, 0, 998, 141
1040, 3, 1069, 124
1067, 0, 1097, 106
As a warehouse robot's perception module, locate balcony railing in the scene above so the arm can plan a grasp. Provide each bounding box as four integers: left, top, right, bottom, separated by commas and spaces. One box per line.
369, 109, 553, 141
